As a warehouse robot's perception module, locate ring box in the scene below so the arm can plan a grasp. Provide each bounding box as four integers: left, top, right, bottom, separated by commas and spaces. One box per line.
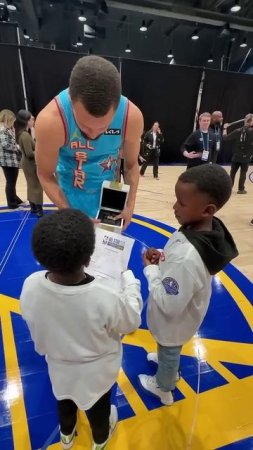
96, 181, 130, 232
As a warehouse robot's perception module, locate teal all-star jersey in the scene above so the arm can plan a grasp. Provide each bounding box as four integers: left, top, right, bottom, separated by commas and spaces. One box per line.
55, 88, 129, 218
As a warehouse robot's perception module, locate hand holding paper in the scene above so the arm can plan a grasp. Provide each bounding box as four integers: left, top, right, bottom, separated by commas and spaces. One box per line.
88, 228, 135, 286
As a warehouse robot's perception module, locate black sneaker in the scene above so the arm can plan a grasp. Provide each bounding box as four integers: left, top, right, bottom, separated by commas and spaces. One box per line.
237, 190, 247, 194
30, 202, 37, 213
250, 219, 253, 227
36, 206, 44, 218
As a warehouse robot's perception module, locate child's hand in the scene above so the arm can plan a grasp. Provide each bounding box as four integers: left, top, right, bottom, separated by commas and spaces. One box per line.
143, 248, 161, 266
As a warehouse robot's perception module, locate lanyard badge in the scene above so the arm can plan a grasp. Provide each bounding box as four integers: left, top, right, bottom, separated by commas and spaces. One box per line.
201, 132, 209, 161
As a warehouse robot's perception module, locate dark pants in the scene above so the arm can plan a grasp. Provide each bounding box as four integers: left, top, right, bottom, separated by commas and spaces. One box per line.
1, 166, 23, 208
212, 150, 219, 164
58, 389, 112, 444
186, 159, 206, 170
140, 149, 159, 178
230, 161, 249, 191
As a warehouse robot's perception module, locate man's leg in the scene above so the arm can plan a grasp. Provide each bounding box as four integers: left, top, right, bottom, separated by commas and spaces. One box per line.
230, 161, 240, 187
238, 162, 249, 192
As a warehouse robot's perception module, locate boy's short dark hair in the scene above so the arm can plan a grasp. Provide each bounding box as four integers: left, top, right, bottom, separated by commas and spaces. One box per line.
32, 209, 95, 274
178, 164, 232, 209
69, 55, 121, 117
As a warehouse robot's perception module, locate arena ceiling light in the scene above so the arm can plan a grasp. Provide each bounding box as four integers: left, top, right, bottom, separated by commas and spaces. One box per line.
240, 37, 247, 48
76, 36, 83, 46
191, 29, 199, 40
207, 54, 214, 63
78, 9, 86, 22
230, 1, 241, 13
7, 1, 16, 11
23, 29, 30, 39
140, 20, 147, 32
125, 43, 131, 53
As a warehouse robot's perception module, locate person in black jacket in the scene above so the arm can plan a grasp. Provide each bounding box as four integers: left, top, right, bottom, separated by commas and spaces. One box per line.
223, 113, 253, 194
181, 113, 216, 169
210, 111, 223, 163
140, 122, 164, 179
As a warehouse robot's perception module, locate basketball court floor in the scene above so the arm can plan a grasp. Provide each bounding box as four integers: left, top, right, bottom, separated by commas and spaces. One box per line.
0, 167, 252, 450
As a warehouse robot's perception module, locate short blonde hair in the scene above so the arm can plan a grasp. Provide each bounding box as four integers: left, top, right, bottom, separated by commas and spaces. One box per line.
0, 109, 16, 128
199, 112, 211, 121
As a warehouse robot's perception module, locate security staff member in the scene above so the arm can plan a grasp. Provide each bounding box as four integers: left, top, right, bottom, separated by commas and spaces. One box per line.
210, 110, 223, 163
140, 122, 164, 179
223, 113, 253, 194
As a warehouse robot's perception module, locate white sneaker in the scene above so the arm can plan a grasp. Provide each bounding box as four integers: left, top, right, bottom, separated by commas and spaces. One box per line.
138, 374, 174, 406
60, 425, 76, 449
92, 405, 118, 450
19, 201, 29, 207
147, 352, 158, 364
147, 353, 180, 381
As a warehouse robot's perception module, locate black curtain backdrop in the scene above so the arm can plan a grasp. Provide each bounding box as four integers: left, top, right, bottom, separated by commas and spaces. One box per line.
121, 59, 202, 163
0, 44, 25, 112
21, 47, 120, 115
200, 69, 253, 122
200, 69, 253, 162
2, 45, 253, 163
21, 47, 85, 115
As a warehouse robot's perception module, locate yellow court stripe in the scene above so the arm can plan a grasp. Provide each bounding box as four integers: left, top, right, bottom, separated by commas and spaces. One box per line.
0, 295, 21, 315
117, 368, 148, 416
176, 377, 197, 400
1, 312, 31, 450
131, 218, 172, 238
218, 271, 253, 330
207, 359, 238, 383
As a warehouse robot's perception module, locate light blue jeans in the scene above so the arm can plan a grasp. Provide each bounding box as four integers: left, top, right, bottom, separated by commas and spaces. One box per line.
156, 344, 182, 392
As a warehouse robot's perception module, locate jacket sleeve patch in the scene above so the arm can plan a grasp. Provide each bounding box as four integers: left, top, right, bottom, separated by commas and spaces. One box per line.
162, 277, 179, 295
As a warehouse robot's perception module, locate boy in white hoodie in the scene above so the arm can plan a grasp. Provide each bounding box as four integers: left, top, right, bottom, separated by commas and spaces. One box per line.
139, 164, 238, 405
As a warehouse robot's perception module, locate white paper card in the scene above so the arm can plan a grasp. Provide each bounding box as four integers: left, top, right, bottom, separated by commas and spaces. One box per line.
88, 227, 135, 284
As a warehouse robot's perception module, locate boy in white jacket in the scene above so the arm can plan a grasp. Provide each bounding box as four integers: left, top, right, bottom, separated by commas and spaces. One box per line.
139, 164, 238, 406
20, 209, 142, 450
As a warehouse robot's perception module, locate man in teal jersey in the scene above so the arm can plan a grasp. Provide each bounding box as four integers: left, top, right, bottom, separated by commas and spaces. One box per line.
35, 55, 143, 229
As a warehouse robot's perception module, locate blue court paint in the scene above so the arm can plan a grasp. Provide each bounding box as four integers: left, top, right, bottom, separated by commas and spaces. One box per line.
0, 209, 252, 450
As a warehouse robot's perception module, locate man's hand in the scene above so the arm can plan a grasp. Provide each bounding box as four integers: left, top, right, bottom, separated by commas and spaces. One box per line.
143, 248, 161, 266
115, 206, 133, 231
92, 218, 101, 225
183, 150, 202, 159
223, 123, 229, 135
